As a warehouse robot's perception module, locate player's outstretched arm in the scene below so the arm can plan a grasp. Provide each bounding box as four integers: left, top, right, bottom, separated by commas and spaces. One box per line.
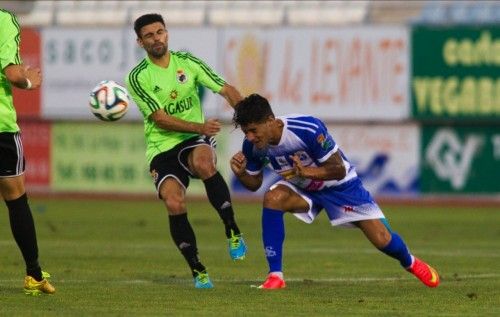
151, 110, 221, 136
219, 83, 243, 108
230, 151, 262, 191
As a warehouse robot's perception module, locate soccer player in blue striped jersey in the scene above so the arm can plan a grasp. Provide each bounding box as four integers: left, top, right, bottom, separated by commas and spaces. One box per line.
230, 94, 440, 289
125, 13, 246, 288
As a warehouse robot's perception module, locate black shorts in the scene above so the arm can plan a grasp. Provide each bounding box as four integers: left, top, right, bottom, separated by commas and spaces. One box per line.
150, 135, 216, 195
0, 132, 25, 177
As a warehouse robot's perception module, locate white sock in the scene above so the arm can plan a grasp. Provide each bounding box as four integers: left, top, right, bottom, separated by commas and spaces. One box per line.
406, 255, 415, 269
269, 271, 283, 279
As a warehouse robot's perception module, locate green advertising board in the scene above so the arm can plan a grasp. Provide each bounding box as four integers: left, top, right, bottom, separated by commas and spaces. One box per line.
421, 125, 500, 193
52, 122, 152, 193
51, 123, 233, 195
412, 26, 500, 120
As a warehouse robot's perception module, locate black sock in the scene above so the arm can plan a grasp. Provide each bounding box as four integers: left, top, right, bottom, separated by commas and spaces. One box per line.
203, 172, 240, 238
168, 214, 206, 276
6, 193, 42, 281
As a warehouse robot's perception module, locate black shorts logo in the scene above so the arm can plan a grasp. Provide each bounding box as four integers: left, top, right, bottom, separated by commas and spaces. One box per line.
150, 169, 159, 183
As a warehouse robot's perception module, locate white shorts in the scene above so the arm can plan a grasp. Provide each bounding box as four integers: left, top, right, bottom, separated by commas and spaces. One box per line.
271, 178, 385, 228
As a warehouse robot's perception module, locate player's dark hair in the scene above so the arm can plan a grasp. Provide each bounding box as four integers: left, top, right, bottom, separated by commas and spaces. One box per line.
134, 13, 165, 37
233, 93, 275, 128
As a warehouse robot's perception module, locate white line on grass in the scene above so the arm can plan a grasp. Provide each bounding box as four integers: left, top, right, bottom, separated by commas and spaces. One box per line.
1, 240, 499, 258
0, 273, 498, 284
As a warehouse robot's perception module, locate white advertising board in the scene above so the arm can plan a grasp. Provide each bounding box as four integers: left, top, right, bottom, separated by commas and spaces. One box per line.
42, 27, 220, 120
221, 27, 409, 120
42, 26, 409, 122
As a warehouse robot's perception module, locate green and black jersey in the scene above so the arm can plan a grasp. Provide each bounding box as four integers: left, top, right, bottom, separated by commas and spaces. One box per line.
126, 51, 226, 163
0, 9, 22, 133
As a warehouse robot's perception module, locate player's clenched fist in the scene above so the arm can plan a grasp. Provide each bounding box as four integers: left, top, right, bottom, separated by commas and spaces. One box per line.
230, 151, 247, 177
24, 66, 42, 89
201, 118, 221, 137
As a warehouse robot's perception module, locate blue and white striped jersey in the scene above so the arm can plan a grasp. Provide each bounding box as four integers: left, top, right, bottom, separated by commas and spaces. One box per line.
242, 114, 357, 191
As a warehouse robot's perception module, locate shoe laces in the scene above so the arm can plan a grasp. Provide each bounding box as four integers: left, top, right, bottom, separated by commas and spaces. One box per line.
229, 230, 241, 249
415, 265, 430, 278
194, 270, 210, 284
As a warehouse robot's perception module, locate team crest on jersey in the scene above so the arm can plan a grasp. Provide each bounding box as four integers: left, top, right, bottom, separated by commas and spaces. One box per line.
176, 69, 188, 84
150, 169, 159, 183
296, 151, 308, 161
317, 133, 332, 150
170, 90, 178, 100
276, 156, 288, 167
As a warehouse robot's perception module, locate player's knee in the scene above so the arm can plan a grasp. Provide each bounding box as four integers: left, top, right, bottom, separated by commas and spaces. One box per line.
263, 189, 288, 210
0, 177, 25, 200
164, 196, 186, 214
192, 157, 216, 179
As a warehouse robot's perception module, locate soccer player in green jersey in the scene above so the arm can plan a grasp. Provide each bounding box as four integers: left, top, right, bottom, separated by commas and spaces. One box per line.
126, 13, 246, 288
0, 9, 55, 295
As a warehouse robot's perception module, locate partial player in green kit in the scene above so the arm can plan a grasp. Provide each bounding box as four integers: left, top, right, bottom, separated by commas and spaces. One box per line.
0, 9, 55, 295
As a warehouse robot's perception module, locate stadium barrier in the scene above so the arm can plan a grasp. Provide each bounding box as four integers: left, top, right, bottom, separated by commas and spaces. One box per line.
13, 24, 500, 199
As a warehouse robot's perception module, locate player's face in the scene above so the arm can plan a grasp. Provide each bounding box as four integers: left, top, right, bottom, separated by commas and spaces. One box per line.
241, 119, 275, 149
138, 22, 168, 58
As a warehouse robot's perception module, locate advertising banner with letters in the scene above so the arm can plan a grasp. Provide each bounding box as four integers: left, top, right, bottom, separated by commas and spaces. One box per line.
21, 120, 420, 197
229, 123, 419, 198
41, 27, 220, 120
51, 122, 152, 193
422, 125, 500, 193
50, 122, 231, 196
41, 26, 409, 122
412, 26, 500, 120
221, 27, 409, 121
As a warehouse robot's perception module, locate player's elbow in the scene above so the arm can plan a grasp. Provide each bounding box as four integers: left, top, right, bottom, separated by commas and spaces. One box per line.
150, 110, 170, 128
327, 165, 346, 180
246, 184, 261, 192
241, 179, 262, 192
337, 166, 347, 179
220, 83, 242, 107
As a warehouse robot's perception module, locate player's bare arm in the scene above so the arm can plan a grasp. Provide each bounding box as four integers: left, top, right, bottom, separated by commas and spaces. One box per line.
291, 151, 346, 180
150, 110, 221, 136
3, 64, 41, 90
219, 83, 243, 108
230, 151, 263, 191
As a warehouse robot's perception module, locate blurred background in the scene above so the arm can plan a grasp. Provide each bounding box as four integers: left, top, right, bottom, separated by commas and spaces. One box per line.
1, 0, 499, 202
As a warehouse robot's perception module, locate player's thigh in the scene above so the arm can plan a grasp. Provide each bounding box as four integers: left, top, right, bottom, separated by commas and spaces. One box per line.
264, 184, 309, 212
159, 178, 187, 215
0, 132, 26, 200
187, 145, 216, 179
355, 218, 392, 249
0, 175, 25, 200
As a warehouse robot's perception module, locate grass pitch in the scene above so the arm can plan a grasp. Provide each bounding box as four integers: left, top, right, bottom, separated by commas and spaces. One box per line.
1, 198, 499, 316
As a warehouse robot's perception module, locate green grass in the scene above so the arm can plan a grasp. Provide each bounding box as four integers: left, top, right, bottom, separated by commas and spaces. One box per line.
1, 199, 499, 316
